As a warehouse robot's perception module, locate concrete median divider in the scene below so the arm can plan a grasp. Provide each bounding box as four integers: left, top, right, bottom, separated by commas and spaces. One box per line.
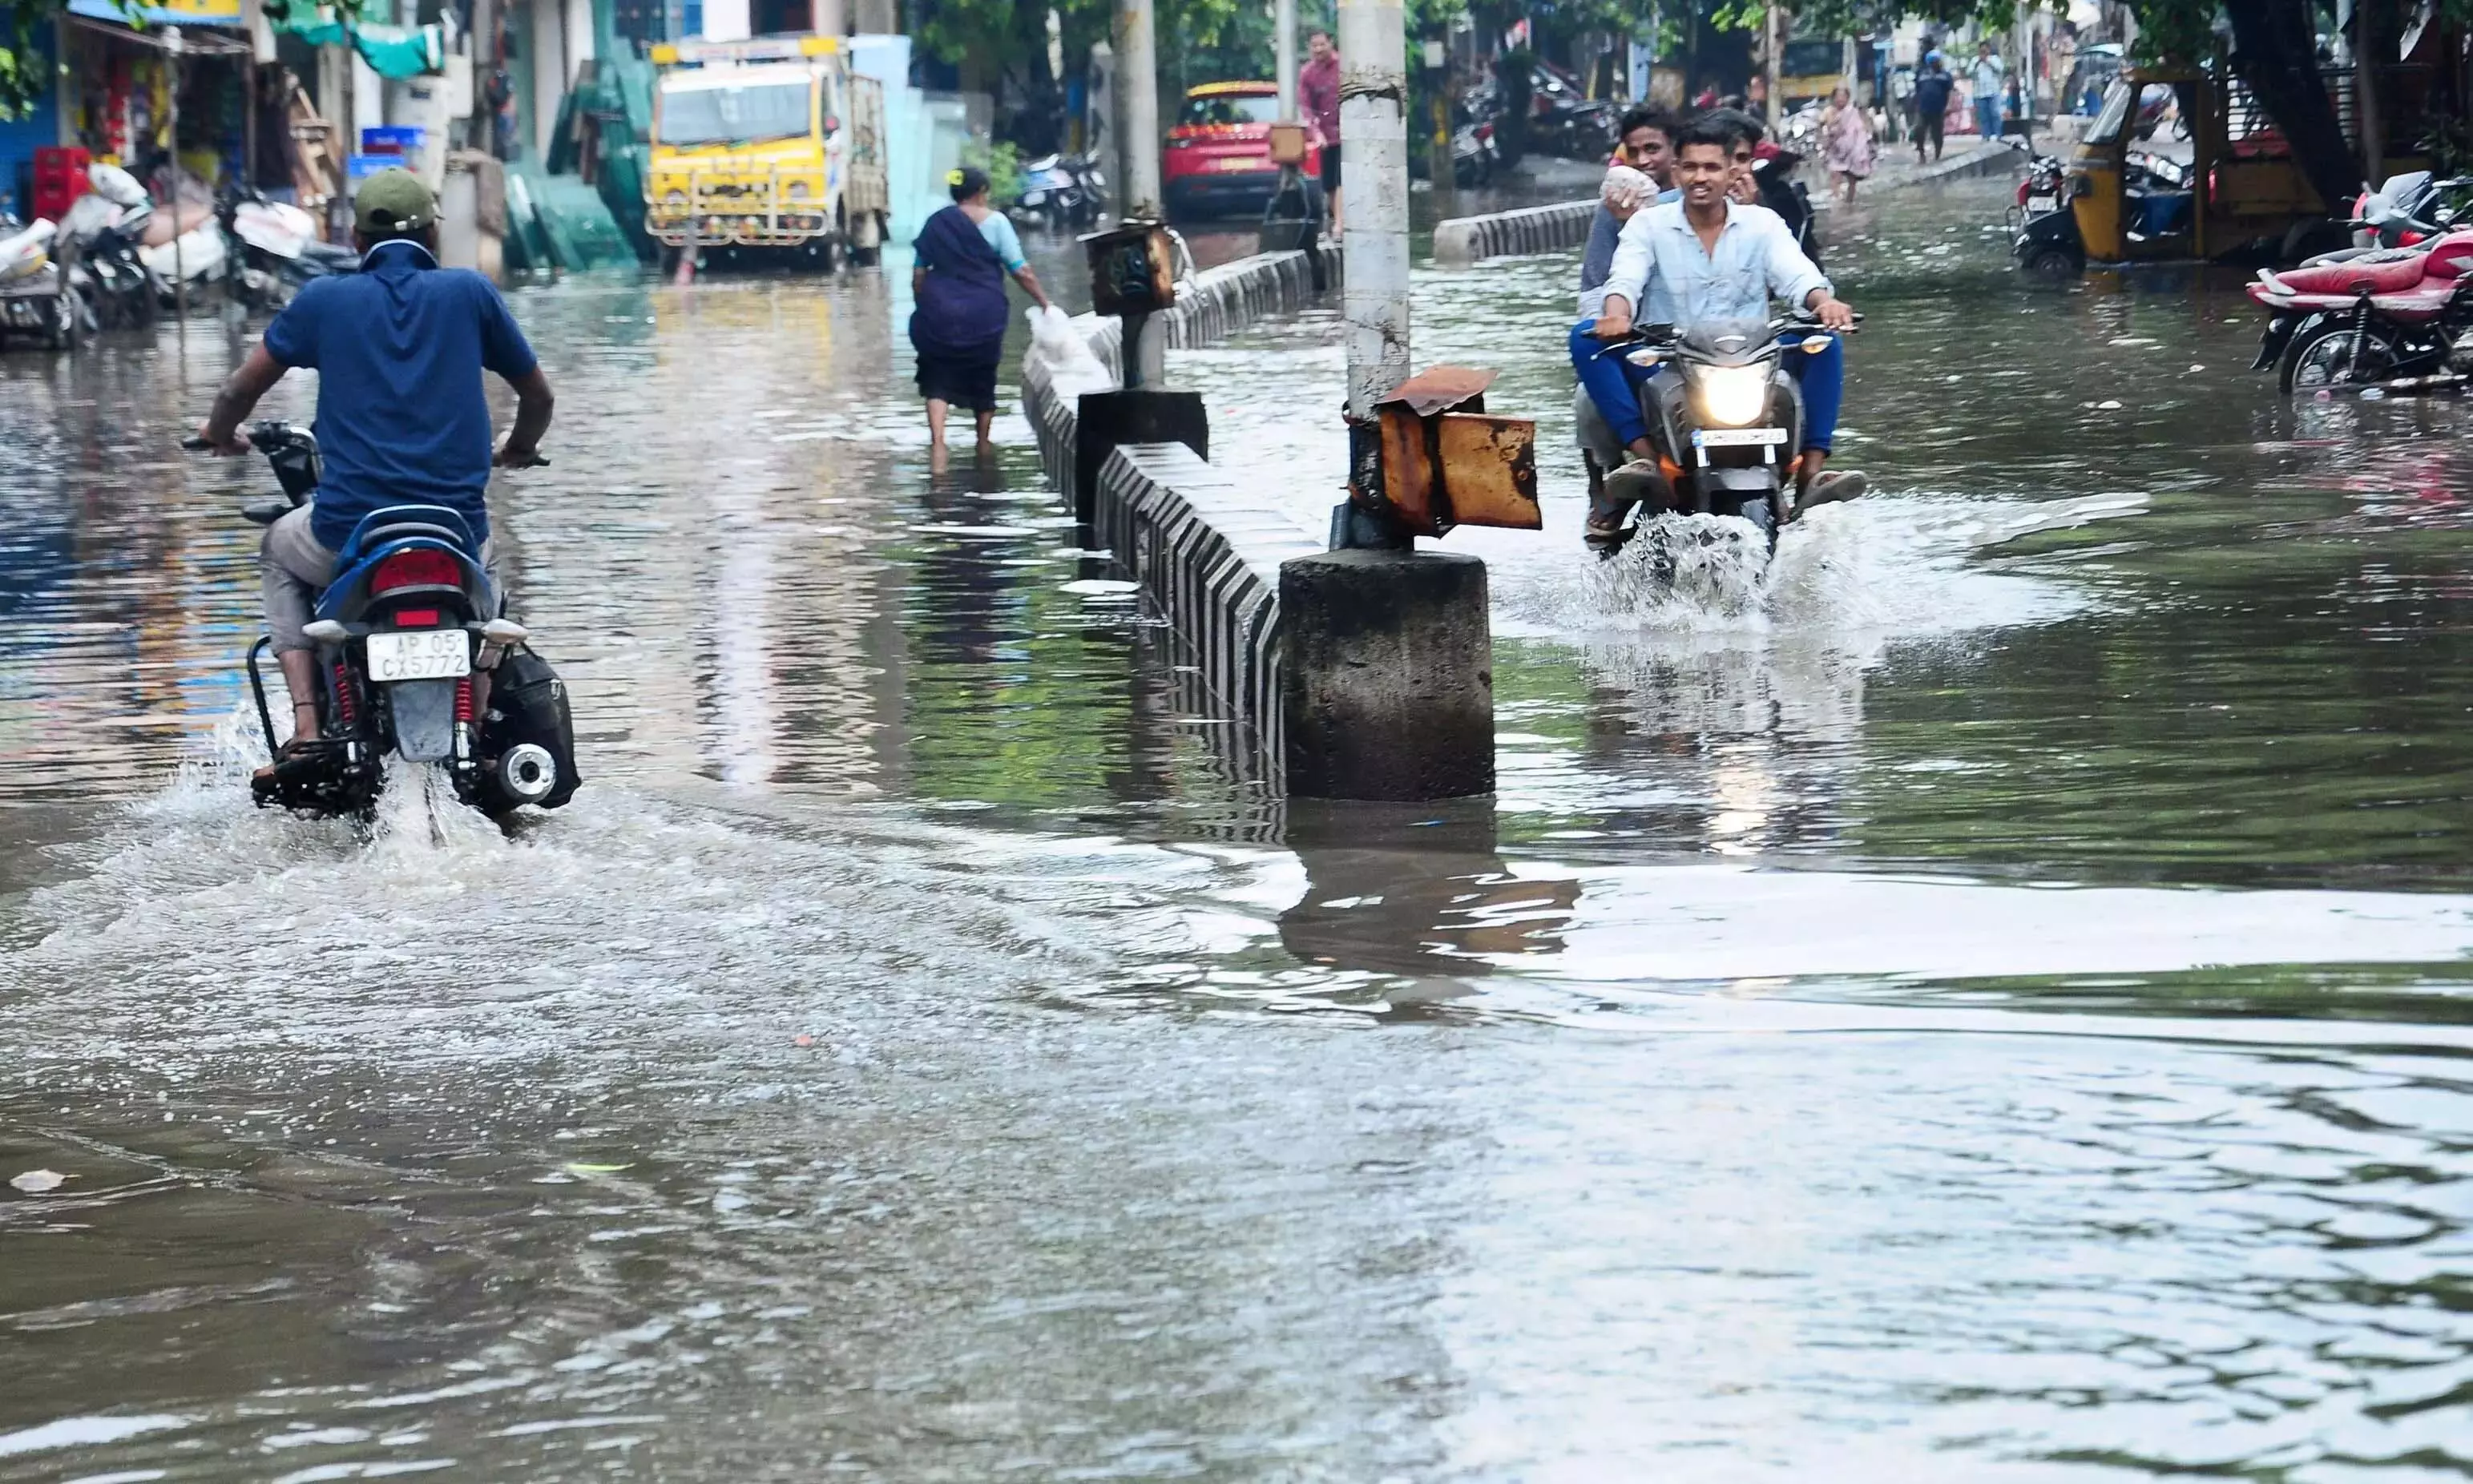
1019, 247, 1340, 780
1431, 200, 1597, 266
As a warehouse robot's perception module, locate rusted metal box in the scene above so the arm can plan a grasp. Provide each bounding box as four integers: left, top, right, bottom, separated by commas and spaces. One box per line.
1079, 220, 1178, 317
1360, 366, 1541, 537
1267, 122, 1309, 167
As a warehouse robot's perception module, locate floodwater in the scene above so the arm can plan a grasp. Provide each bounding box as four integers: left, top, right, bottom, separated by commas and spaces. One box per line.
5, 179, 2473, 1480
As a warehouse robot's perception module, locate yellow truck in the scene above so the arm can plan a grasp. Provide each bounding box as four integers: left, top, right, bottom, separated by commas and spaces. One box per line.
645, 34, 890, 269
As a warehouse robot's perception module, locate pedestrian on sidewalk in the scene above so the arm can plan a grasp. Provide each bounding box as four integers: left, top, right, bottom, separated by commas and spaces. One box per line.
1971, 41, 2007, 141
909, 167, 1052, 470
1300, 30, 1344, 239
1912, 52, 1953, 163
1821, 85, 1875, 204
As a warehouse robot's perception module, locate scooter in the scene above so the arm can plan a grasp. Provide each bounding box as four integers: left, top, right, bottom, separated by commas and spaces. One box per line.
1451, 111, 1499, 187
1588, 308, 1859, 557
56, 163, 162, 330
139, 206, 230, 309
184, 421, 581, 821
224, 188, 359, 308
2247, 227, 2473, 393
0, 216, 92, 351
1014, 152, 1107, 231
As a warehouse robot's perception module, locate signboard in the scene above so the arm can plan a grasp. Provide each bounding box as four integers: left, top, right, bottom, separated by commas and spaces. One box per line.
67, 0, 247, 27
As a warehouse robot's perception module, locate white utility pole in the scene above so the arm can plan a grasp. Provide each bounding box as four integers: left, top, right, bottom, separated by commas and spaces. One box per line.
1115, 0, 1164, 384
1115, 0, 1161, 215
1763, 4, 1784, 132
1337, 0, 1408, 420
1275, 0, 1298, 119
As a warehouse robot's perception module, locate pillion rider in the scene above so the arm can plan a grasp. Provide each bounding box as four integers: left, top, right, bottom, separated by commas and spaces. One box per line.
1568, 116, 1866, 550
196, 168, 553, 774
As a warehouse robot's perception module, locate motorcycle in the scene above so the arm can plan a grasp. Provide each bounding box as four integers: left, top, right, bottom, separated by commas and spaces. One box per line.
224, 188, 359, 307
1452, 111, 1499, 187
1013, 151, 1107, 232
1589, 308, 1859, 556
2004, 141, 2068, 235
139, 204, 231, 310
185, 421, 581, 820
2246, 227, 2473, 393
56, 163, 162, 331
0, 215, 92, 351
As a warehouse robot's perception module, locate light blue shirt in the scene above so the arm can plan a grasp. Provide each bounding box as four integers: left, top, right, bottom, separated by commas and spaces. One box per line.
977, 212, 1027, 272
1597, 199, 1831, 327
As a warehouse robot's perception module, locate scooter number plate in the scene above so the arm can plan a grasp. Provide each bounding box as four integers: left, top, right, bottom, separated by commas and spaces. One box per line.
2027, 194, 2059, 213
1692, 428, 1789, 448
365, 629, 471, 682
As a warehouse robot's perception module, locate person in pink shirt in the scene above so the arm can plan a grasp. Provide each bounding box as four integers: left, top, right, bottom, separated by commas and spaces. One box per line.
1298, 29, 1344, 237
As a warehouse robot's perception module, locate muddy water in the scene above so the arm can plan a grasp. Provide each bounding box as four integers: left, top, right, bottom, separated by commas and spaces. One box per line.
6, 179, 2473, 1480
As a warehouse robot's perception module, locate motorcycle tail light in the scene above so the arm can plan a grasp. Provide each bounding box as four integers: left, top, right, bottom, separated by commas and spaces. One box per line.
372, 549, 460, 592
392, 608, 441, 627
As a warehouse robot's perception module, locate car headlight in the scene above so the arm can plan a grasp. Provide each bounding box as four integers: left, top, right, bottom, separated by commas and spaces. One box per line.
1694, 365, 1770, 427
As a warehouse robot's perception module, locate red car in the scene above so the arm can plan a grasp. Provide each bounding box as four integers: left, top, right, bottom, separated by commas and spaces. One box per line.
1163, 80, 1321, 219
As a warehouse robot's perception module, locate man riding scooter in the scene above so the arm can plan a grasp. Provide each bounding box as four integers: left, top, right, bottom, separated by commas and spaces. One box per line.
196, 168, 554, 781
1567, 116, 1865, 551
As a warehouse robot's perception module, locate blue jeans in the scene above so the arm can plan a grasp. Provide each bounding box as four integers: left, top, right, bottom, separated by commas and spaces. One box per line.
1975, 95, 2003, 141
1569, 319, 1842, 456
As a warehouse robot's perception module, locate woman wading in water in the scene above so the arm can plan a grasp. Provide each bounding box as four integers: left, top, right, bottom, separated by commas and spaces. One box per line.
909, 167, 1052, 470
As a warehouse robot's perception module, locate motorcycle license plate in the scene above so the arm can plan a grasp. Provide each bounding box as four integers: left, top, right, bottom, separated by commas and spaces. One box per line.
1692, 428, 1789, 448
365, 628, 470, 682
2027, 194, 2059, 213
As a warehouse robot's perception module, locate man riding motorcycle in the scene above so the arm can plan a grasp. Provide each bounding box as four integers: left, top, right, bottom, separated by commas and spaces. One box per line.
196, 168, 555, 779
1567, 116, 1865, 550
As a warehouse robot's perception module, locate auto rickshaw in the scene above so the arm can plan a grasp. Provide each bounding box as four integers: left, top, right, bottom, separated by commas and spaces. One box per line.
2013, 67, 2344, 276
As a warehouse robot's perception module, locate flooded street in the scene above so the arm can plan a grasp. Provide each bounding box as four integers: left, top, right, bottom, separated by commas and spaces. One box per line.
6, 178, 2473, 1479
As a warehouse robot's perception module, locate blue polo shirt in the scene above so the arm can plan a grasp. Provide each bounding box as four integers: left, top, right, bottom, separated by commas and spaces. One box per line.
260, 240, 539, 553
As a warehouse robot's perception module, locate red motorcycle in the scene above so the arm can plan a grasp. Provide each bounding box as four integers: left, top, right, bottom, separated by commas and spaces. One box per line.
2248, 228, 2473, 393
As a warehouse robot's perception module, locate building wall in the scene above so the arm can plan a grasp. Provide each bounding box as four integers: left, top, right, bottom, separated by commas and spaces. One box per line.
0, 22, 64, 217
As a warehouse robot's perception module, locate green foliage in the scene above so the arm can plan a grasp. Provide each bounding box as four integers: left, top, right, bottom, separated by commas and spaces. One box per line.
962, 138, 1024, 207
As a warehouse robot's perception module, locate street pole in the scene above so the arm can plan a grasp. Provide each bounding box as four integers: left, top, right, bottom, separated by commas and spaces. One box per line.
1275, 0, 1297, 121
1763, 5, 1783, 133
1115, 0, 1164, 385
1337, 0, 1407, 425
167, 26, 186, 324
1425, 32, 1453, 216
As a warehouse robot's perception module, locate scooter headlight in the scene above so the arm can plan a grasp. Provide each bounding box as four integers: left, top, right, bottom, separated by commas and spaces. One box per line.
1694, 364, 1770, 427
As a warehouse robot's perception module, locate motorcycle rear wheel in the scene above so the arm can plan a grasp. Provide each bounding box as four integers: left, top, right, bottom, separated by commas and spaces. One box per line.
2279, 321, 2402, 394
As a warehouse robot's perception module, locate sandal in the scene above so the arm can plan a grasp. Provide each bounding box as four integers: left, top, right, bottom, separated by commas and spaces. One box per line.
252, 736, 322, 784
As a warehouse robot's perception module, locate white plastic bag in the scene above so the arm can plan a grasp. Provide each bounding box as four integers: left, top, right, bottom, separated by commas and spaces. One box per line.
1023, 302, 1115, 395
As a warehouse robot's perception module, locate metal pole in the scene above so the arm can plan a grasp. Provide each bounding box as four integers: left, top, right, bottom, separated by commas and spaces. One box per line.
1275, 0, 1297, 120
167, 26, 186, 322
1115, 0, 1164, 386
1425, 34, 1452, 216
1337, 0, 1406, 421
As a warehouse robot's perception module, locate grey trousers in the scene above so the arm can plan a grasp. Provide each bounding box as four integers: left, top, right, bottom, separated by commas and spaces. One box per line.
261, 504, 496, 654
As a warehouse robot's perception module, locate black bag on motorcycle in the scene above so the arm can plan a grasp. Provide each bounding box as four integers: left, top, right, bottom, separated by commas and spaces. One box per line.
482, 647, 582, 809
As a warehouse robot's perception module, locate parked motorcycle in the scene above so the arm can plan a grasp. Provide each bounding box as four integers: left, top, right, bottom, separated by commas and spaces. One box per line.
0, 215, 92, 351
140, 204, 231, 310
2247, 228, 2473, 393
185, 421, 581, 820
56, 163, 161, 330
2004, 141, 2068, 235
1588, 308, 1859, 556
224, 188, 359, 308
1452, 111, 1499, 187
1012, 152, 1107, 232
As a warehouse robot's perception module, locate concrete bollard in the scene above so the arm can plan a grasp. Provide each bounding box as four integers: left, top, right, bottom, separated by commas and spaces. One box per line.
1279, 549, 1493, 800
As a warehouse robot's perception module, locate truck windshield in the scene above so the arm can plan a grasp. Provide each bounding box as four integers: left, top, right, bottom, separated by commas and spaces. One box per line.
660, 79, 812, 146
